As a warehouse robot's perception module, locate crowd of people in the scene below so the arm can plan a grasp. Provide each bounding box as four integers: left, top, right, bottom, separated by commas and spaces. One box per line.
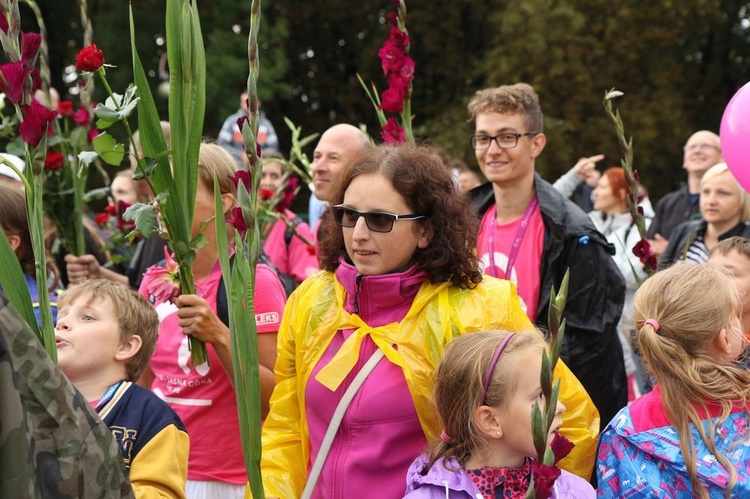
2, 81, 750, 499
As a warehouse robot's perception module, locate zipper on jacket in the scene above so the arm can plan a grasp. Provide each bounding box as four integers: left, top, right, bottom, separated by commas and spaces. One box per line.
354, 274, 364, 314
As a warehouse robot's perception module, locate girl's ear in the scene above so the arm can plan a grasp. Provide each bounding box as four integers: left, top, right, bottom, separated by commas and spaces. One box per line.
713, 327, 737, 361
221, 192, 236, 215
6, 234, 21, 251
115, 335, 143, 362
472, 404, 504, 439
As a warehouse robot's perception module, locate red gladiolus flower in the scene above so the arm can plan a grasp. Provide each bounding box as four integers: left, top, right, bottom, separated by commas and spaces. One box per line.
388, 27, 410, 50
381, 117, 406, 145
73, 107, 90, 126
550, 432, 574, 464
380, 84, 407, 113
226, 206, 248, 238
30, 67, 41, 92
277, 175, 299, 212
237, 115, 249, 131
58, 101, 74, 117
21, 32, 41, 65
116, 200, 132, 216
378, 39, 406, 75
232, 170, 251, 192
144, 247, 182, 304
20, 99, 58, 147
530, 462, 562, 499
632, 239, 651, 260
390, 0, 401, 8
386, 11, 398, 26
44, 151, 64, 171
0, 13, 8, 35
75, 44, 105, 72
392, 56, 415, 82
0, 61, 32, 104
645, 254, 658, 270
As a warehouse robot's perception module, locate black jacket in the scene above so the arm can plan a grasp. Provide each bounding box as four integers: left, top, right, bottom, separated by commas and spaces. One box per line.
469, 175, 627, 425
659, 220, 750, 268
646, 184, 702, 241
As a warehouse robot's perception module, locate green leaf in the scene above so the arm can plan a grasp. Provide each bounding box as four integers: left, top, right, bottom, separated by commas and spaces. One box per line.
69, 126, 89, 151
96, 118, 116, 130
92, 133, 125, 166
77, 151, 99, 168
123, 202, 158, 239
0, 232, 42, 338
131, 157, 158, 181
93, 102, 120, 122
530, 402, 546, 460
83, 187, 110, 203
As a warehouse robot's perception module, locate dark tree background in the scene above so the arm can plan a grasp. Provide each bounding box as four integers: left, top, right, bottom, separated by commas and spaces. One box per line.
13, 0, 750, 203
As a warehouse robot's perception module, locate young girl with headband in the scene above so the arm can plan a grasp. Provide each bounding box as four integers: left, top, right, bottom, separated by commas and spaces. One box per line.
597, 263, 750, 497
404, 331, 595, 498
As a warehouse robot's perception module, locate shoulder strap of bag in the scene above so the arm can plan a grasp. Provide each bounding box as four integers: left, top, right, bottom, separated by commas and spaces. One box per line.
300, 348, 385, 499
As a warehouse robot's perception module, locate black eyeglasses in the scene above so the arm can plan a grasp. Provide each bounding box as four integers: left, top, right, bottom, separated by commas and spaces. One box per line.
331, 205, 426, 233
469, 132, 538, 150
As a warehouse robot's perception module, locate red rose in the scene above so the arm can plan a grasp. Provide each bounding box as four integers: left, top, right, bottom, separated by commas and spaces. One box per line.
58, 101, 74, 117
73, 107, 90, 126
380, 117, 406, 145
20, 100, 58, 147
21, 32, 42, 66
225, 206, 248, 238
632, 239, 651, 260
260, 188, 274, 201
94, 212, 110, 228
104, 203, 117, 215
530, 462, 562, 499
75, 44, 105, 72
44, 151, 65, 171
0, 61, 33, 104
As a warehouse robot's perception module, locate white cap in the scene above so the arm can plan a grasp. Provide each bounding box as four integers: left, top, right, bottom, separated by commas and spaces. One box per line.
0, 153, 25, 181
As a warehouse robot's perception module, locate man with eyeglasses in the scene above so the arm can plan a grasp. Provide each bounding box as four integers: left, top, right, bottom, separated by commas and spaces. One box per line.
467, 82, 627, 427
646, 130, 723, 257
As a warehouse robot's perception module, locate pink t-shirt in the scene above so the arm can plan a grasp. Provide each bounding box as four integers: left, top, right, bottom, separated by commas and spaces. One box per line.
477, 202, 544, 320
140, 262, 286, 484
262, 209, 318, 283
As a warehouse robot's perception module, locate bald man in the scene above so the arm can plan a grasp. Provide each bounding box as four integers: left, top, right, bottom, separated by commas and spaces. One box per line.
310, 124, 371, 203
647, 130, 724, 257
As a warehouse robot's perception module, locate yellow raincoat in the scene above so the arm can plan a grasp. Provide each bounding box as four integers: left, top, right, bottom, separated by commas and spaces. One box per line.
260, 271, 599, 498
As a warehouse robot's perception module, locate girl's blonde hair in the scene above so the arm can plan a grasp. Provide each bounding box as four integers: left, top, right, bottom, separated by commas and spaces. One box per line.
700, 162, 750, 221
634, 263, 750, 498
428, 330, 544, 468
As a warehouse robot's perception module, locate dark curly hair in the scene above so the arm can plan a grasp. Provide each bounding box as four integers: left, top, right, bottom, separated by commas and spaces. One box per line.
318, 144, 482, 289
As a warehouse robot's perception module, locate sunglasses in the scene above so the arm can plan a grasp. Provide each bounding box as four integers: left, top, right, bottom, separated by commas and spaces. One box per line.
331, 205, 426, 233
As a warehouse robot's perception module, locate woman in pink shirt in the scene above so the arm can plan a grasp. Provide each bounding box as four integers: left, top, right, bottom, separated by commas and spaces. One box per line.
261, 152, 318, 286
261, 145, 598, 499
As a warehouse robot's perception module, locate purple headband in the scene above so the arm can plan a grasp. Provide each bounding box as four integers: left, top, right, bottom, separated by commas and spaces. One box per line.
481, 333, 516, 405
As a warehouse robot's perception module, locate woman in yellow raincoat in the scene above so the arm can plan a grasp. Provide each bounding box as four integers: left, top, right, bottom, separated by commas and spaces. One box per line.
260, 145, 598, 499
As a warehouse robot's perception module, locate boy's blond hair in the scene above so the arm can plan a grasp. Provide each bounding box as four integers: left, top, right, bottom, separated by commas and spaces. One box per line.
467, 83, 544, 134
58, 280, 159, 381
710, 236, 750, 260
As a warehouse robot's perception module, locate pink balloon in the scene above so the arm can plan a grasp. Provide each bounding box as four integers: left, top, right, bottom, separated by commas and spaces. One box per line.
721, 81, 750, 192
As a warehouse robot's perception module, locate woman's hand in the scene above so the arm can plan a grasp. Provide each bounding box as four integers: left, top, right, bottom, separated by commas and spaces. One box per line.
174, 294, 229, 346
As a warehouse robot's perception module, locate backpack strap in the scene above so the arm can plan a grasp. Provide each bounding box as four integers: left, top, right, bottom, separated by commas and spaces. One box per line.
283, 215, 305, 248
216, 255, 235, 328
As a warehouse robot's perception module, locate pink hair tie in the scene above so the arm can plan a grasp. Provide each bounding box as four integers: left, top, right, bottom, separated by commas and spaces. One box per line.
481, 333, 516, 405
440, 431, 453, 444
644, 319, 660, 332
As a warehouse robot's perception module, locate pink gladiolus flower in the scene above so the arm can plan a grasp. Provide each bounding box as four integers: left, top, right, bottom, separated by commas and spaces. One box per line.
530, 462, 562, 499
21, 32, 41, 65
393, 56, 415, 82
0, 13, 8, 35
388, 27, 410, 50
226, 206, 248, 238
386, 11, 398, 26
380, 117, 406, 145
73, 107, 90, 126
278, 175, 299, 212
143, 247, 182, 304
0, 61, 32, 104
19, 99, 58, 147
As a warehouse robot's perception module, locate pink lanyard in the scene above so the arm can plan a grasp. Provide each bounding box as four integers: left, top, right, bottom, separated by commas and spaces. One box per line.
487, 196, 539, 278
